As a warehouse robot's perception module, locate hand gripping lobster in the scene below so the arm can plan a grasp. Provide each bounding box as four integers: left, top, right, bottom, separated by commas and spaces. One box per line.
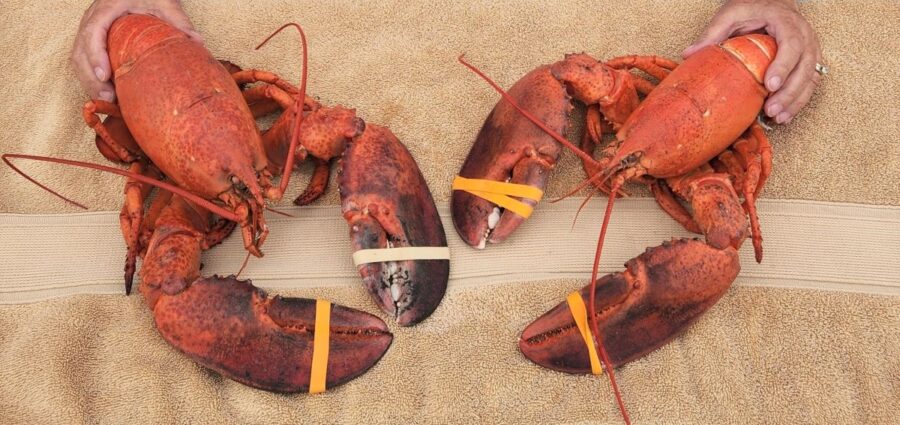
459, 34, 776, 422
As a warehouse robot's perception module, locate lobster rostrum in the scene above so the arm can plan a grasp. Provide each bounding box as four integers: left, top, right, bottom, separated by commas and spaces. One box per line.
460, 34, 776, 422
6, 14, 448, 391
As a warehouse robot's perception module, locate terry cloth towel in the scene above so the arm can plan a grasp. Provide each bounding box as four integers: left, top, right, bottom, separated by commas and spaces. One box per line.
0, 1, 898, 424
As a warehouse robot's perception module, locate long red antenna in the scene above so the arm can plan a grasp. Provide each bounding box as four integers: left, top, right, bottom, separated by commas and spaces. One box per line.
2, 154, 239, 222
256, 23, 309, 196
588, 180, 630, 424
458, 56, 631, 423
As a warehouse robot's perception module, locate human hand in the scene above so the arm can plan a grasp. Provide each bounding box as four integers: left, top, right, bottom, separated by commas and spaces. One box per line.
682, 0, 823, 124
71, 0, 202, 102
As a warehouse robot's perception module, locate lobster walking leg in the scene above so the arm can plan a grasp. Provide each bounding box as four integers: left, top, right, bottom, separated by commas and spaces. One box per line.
82, 100, 137, 163
293, 158, 331, 206
649, 180, 702, 234
119, 161, 161, 293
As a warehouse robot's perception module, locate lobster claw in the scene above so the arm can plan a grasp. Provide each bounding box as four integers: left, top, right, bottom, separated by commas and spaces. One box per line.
340, 124, 449, 326
519, 239, 739, 372
452, 66, 571, 248
141, 195, 392, 392
151, 276, 393, 392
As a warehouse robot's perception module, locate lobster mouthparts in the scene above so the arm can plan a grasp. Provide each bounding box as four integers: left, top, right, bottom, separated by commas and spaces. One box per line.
452, 66, 570, 249
519, 239, 739, 372
340, 124, 449, 326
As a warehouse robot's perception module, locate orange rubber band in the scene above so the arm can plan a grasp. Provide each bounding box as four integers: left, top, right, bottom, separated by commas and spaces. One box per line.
452, 176, 543, 218
309, 299, 331, 394
566, 292, 603, 375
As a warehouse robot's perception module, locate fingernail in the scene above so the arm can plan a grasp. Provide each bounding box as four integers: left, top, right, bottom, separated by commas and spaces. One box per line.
189, 31, 204, 42
767, 104, 783, 117
776, 112, 790, 124
681, 45, 696, 57
99, 90, 114, 102
94, 67, 106, 81
766, 76, 782, 91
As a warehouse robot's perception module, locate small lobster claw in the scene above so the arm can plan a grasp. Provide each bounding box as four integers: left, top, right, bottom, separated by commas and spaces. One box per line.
340, 124, 449, 326
141, 195, 392, 392
452, 66, 571, 249
519, 239, 739, 372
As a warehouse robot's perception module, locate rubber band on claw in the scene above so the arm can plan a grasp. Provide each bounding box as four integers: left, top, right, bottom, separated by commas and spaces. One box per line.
352, 247, 451, 267
452, 176, 543, 218
566, 292, 603, 375
309, 299, 331, 394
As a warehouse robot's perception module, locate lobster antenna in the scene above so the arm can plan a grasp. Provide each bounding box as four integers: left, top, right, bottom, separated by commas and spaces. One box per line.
256, 23, 309, 196
587, 179, 631, 424
551, 168, 617, 204
265, 206, 296, 218
236, 251, 252, 278
2, 155, 87, 209
571, 190, 596, 231
2, 154, 240, 222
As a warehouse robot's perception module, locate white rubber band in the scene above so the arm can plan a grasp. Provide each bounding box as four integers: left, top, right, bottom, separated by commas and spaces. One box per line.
352, 247, 451, 266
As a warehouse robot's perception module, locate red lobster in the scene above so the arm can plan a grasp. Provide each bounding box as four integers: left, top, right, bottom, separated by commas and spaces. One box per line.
6, 14, 447, 391
458, 34, 775, 422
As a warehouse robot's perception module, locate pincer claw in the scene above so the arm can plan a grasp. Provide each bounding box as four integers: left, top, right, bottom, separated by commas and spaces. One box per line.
340, 124, 449, 325
519, 239, 739, 372
452, 66, 571, 248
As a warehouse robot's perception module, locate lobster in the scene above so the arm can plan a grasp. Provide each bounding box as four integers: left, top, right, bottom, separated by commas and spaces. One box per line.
457, 34, 775, 422
5, 13, 448, 391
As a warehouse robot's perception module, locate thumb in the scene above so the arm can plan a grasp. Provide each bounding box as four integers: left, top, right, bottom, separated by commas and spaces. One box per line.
682, 15, 736, 58
158, 6, 203, 42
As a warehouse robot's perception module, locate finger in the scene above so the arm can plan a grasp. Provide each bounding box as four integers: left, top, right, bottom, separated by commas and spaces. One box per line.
778, 76, 817, 124
72, 46, 116, 102
156, 5, 203, 42
767, 53, 818, 123
81, 5, 126, 84
682, 5, 767, 58
762, 31, 804, 94
683, 14, 736, 58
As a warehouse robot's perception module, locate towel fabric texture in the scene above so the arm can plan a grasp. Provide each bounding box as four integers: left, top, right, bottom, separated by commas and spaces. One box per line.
0, 1, 898, 424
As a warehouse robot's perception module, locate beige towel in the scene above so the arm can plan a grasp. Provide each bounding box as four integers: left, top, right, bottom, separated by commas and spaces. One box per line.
1, 1, 898, 424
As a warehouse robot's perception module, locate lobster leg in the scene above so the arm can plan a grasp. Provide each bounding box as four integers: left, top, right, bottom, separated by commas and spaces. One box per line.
140, 194, 392, 392
238, 80, 363, 204
293, 158, 331, 206
82, 100, 138, 163
241, 84, 286, 118
605, 55, 679, 80
649, 180, 702, 234
120, 161, 159, 294
229, 69, 320, 111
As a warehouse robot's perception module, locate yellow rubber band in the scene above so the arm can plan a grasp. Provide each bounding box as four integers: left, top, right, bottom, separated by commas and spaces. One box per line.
452, 176, 544, 218
352, 246, 450, 267
566, 292, 603, 375
309, 299, 331, 394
